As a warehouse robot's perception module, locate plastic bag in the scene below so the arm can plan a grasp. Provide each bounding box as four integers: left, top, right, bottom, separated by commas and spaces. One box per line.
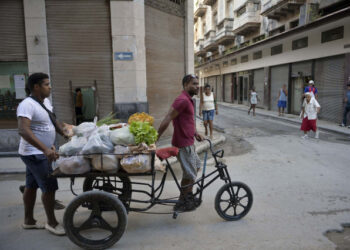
91, 154, 119, 172
96, 124, 110, 136
121, 154, 151, 173
58, 136, 87, 156
110, 126, 135, 145
81, 132, 114, 155
73, 122, 97, 138
155, 156, 166, 172
56, 156, 91, 174
114, 145, 130, 158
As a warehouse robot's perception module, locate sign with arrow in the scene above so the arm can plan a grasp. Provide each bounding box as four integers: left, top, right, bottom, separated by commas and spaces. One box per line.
114, 52, 133, 61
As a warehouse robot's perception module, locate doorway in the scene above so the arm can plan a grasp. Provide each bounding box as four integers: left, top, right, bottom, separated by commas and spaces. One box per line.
291, 76, 306, 114
239, 77, 243, 103
243, 77, 249, 104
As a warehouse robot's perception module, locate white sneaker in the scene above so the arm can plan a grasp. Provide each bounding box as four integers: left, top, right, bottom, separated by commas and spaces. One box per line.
339, 123, 345, 127
301, 135, 308, 139
45, 223, 65, 236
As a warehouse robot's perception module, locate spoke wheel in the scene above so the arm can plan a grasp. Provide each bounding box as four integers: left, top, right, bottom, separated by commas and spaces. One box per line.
83, 175, 132, 209
215, 182, 253, 221
64, 191, 127, 250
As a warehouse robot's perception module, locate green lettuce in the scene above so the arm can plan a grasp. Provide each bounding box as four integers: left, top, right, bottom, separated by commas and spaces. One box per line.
129, 121, 158, 145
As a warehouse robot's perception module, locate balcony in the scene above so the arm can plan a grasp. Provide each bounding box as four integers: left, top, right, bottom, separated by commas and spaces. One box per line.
203, 30, 218, 52
203, 0, 216, 6
261, 0, 306, 20
194, 1, 207, 17
194, 39, 206, 57
215, 18, 235, 45
233, 11, 260, 36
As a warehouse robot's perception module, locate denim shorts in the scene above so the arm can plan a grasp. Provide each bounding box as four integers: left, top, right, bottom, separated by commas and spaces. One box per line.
202, 110, 215, 121
20, 154, 58, 193
278, 100, 287, 108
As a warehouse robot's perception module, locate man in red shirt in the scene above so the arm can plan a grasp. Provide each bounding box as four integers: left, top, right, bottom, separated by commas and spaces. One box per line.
158, 74, 204, 211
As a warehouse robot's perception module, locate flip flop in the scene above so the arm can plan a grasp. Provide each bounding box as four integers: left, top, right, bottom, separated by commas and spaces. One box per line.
22, 223, 45, 229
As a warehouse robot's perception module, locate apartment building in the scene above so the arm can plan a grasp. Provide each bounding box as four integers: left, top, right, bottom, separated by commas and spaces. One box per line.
194, 0, 350, 123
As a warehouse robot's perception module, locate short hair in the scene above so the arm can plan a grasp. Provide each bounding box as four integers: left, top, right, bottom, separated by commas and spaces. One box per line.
204, 84, 211, 89
27, 73, 49, 92
182, 74, 198, 88
75, 88, 81, 92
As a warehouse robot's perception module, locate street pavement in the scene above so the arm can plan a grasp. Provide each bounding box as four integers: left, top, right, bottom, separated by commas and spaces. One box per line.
1, 104, 350, 250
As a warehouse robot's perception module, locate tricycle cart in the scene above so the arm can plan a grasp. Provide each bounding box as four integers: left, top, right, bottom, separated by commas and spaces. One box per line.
54, 139, 253, 249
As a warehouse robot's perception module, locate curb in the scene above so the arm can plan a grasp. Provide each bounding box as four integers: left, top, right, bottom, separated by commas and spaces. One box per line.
218, 103, 350, 137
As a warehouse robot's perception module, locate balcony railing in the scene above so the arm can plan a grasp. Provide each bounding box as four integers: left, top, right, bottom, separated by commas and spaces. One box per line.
233, 11, 260, 36
195, 39, 206, 57
203, 30, 218, 52
194, 0, 207, 17
215, 18, 235, 45
261, 0, 305, 20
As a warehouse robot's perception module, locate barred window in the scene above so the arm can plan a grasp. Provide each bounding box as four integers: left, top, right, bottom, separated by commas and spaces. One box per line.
292, 37, 308, 50
241, 55, 248, 63
253, 51, 262, 60
321, 26, 344, 43
271, 44, 283, 56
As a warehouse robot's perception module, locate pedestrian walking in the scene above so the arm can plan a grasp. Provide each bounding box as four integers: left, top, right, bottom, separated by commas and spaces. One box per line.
157, 74, 204, 212
339, 83, 350, 128
300, 92, 321, 139
304, 80, 318, 99
248, 87, 259, 116
277, 84, 288, 116
17, 73, 68, 236
199, 84, 218, 139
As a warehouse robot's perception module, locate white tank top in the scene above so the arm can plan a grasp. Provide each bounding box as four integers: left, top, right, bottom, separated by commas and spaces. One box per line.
202, 92, 215, 111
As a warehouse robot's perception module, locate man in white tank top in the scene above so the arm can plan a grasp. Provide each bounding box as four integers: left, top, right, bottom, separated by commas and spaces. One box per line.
199, 84, 218, 139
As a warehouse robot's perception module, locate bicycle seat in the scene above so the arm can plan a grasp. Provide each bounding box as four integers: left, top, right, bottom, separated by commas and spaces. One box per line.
156, 147, 179, 160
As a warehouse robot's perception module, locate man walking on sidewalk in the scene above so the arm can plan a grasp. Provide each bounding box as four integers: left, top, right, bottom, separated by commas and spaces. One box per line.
339, 83, 350, 128
157, 74, 204, 211
17, 73, 65, 235
300, 92, 321, 139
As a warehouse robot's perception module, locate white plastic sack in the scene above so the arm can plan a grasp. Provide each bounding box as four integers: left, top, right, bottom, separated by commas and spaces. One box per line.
58, 136, 87, 156
121, 154, 151, 173
56, 156, 90, 174
97, 124, 110, 136
91, 154, 119, 172
114, 145, 130, 158
81, 132, 114, 155
73, 122, 97, 138
110, 126, 135, 145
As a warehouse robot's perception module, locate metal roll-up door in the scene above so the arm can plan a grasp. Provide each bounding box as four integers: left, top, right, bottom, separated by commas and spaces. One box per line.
253, 68, 264, 108
0, 0, 26, 61
271, 64, 289, 111
315, 55, 345, 122
208, 76, 217, 97
216, 75, 223, 102
224, 74, 232, 103
291, 60, 312, 77
46, 0, 114, 123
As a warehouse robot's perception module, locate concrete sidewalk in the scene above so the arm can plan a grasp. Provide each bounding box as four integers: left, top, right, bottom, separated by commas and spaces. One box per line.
0, 118, 226, 175
216, 100, 350, 137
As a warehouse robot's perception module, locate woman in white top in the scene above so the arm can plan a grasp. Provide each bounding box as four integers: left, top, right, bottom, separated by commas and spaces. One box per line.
300, 92, 321, 139
200, 84, 218, 139
248, 87, 259, 116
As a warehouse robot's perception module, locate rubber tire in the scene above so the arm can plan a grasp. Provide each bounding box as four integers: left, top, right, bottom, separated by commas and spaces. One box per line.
83, 175, 132, 206
215, 181, 253, 221
64, 191, 127, 250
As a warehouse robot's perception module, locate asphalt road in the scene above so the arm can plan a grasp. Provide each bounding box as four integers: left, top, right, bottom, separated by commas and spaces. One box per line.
1, 107, 350, 250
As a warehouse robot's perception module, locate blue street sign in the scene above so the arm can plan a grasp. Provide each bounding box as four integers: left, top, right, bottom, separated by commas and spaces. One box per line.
114, 52, 133, 61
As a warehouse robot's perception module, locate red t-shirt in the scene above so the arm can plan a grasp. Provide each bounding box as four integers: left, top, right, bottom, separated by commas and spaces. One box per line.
171, 91, 195, 148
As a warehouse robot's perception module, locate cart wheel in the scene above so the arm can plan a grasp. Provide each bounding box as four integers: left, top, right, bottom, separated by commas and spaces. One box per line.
83, 175, 132, 208
64, 191, 127, 250
215, 182, 253, 221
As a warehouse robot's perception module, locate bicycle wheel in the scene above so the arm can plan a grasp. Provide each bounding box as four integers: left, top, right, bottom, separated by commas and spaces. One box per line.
215, 181, 253, 221
83, 175, 132, 208
64, 191, 127, 250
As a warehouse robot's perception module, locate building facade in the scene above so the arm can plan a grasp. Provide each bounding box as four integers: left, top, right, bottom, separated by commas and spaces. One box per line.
194, 0, 350, 122
0, 0, 194, 152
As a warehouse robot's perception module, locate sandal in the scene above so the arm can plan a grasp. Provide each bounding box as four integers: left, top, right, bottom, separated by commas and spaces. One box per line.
22, 223, 45, 229
45, 223, 66, 236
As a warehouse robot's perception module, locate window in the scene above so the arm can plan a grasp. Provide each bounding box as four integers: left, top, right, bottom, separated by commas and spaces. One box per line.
321, 26, 344, 43
223, 61, 228, 67
290, 20, 299, 29
241, 55, 248, 63
237, 6, 246, 17
253, 51, 262, 60
271, 44, 283, 55
269, 25, 285, 37
292, 37, 308, 50
231, 58, 237, 65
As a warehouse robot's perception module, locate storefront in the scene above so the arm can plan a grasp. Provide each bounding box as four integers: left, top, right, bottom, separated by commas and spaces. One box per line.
253, 68, 265, 108
223, 73, 232, 103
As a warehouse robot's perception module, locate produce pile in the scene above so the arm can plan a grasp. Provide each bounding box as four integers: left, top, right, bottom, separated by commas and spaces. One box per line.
56, 112, 164, 175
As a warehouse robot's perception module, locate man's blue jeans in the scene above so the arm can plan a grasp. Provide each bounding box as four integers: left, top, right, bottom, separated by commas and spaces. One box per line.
343, 106, 350, 125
